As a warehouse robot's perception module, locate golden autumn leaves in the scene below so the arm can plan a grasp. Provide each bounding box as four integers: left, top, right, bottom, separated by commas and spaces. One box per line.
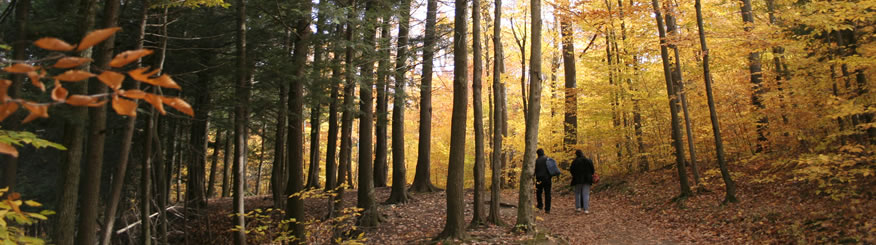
0, 27, 195, 157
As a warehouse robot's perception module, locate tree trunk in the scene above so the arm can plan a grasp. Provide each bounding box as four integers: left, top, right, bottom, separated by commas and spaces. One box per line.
325, 23, 343, 212
739, 0, 768, 152
438, 0, 469, 238
188, 35, 213, 212
515, 0, 543, 231
337, 0, 358, 219
487, 0, 505, 225
232, 0, 249, 243
651, 0, 692, 198
663, 8, 700, 185
1, 0, 30, 195
307, 102, 322, 189
273, 32, 290, 208
255, 124, 266, 195
55, 0, 98, 243
374, 14, 391, 188
411, 0, 440, 193
560, 17, 577, 150
470, 0, 487, 228
386, 0, 413, 204
695, 0, 737, 203
356, 0, 382, 227
307, 6, 328, 189
76, 0, 118, 243
285, 0, 313, 241
208, 129, 223, 197
152, 113, 168, 244
223, 129, 232, 197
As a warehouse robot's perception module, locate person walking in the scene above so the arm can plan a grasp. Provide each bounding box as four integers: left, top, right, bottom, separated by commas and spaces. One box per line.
534, 149, 552, 213
569, 150, 595, 213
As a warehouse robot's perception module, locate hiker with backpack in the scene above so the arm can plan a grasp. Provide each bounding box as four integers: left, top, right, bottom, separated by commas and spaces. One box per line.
534, 148, 561, 214
569, 150, 596, 214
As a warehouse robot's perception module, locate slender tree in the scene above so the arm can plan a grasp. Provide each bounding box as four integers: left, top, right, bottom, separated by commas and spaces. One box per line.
336, 0, 358, 219
560, 15, 577, 150
651, 0, 692, 198
307, 2, 329, 190
273, 31, 291, 208
694, 0, 738, 203
76, 0, 119, 244
411, 0, 441, 192
487, 0, 505, 225
515, 0, 544, 231
386, 0, 413, 204
325, 22, 344, 200
208, 129, 223, 197
232, 0, 249, 243
470, 0, 487, 228
223, 128, 232, 197
0, 0, 30, 194
374, 13, 391, 188
438, 0, 469, 238
663, 5, 700, 184
356, 0, 382, 227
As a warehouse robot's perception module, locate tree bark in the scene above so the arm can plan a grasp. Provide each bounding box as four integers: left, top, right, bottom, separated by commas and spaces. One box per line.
695, 0, 737, 203
386, 0, 413, 204
438, 0, 468, 238
307, 5, 328, 189
487, 0, 505, 225
560, 17, 577, 150
1, 0, 30, 195
470, 0, 487, 228
336, 0, 358, 219
188, 35, 213, 212
651, 0, 692, 198
285, 0, 313, 239
325, 22, 344, 207
374, 14, 391, 188
76, 0, 118, 243
223, 129, 232, 198
663, 7, 700, 185
273, 31, 290, 208
515, 0, 543, 231
356, 0, 382, 227
411, 0, 440, 193
739, 0, 768, 152
256, 124, 266, 195
233, 0, 249, 243
55, 0, 98, 243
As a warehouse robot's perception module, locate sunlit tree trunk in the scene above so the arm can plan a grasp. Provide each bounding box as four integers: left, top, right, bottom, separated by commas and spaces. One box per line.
307, 4, 328, 190
739, 0, 768, 153
559, 16, 577, 150
651, 0, 692, 198
208, 129, 222, 197
663, 6, 700, 185
232, 0, 249, 243
515, 0, 543, 232
695, 0, 737, 203
386, 0, 413, 204
438, 0, 468, 238
487, 0, 505, 225
411, 0, 440, 192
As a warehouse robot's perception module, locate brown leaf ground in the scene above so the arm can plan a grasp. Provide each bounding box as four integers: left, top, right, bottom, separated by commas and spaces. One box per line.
182, 161, 874, 244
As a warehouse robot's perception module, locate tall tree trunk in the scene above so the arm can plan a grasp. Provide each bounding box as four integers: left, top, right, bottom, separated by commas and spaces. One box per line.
739, 0, 768, 152
411, 0, 440, 192
336, 0, 358, 220
325, 22, 343, 203
99, 1, 146, 240
695, 0, 737, 203
663, 8, 700, 185
208, 129, 223, 197
487, 0, 505, 225
188, 30, 213, 212
232, 0, 249, 243
560, 17, 577, 150
515, 0, 543, 231
511, 18, 528, 118
273, 32, 291, 208
386, 0, 413, 204
357, 0, 382, 227
307, 100, 322, 189
438, 0, 468, 238
307, 7, 328, 189
285, 0, 314, 241
255, 124, 266, 195
651, 0, 692, 198
76, 0, 119, 243
55, 0, 98, 243
373, 14, 391, 188
152, 113, 168, 244
470, 0, 487, 228
223, 129, 232, 198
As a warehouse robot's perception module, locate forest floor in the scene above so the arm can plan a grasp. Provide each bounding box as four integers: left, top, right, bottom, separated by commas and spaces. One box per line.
183, 158, 874, 244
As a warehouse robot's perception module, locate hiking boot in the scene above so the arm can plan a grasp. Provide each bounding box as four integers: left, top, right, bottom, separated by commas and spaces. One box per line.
584, 210, 590, 214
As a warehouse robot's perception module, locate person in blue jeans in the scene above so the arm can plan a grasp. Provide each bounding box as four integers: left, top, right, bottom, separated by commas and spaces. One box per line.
534, 149, 552, 214
569, 150, 595, 213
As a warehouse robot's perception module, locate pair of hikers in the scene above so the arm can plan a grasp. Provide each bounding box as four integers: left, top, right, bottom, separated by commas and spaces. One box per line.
534, 149, 596, 214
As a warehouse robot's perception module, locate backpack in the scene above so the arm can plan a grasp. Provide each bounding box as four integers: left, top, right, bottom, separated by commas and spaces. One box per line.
546, 157, 561, 176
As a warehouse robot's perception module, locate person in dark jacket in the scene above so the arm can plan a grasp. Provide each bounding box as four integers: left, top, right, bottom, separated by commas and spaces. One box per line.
569, 150, 595, 213
534, 149, 552, 213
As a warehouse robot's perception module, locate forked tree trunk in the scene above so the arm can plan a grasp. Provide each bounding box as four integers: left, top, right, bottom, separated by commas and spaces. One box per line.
663, 9, 700, 185
438, 0, 468, 238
